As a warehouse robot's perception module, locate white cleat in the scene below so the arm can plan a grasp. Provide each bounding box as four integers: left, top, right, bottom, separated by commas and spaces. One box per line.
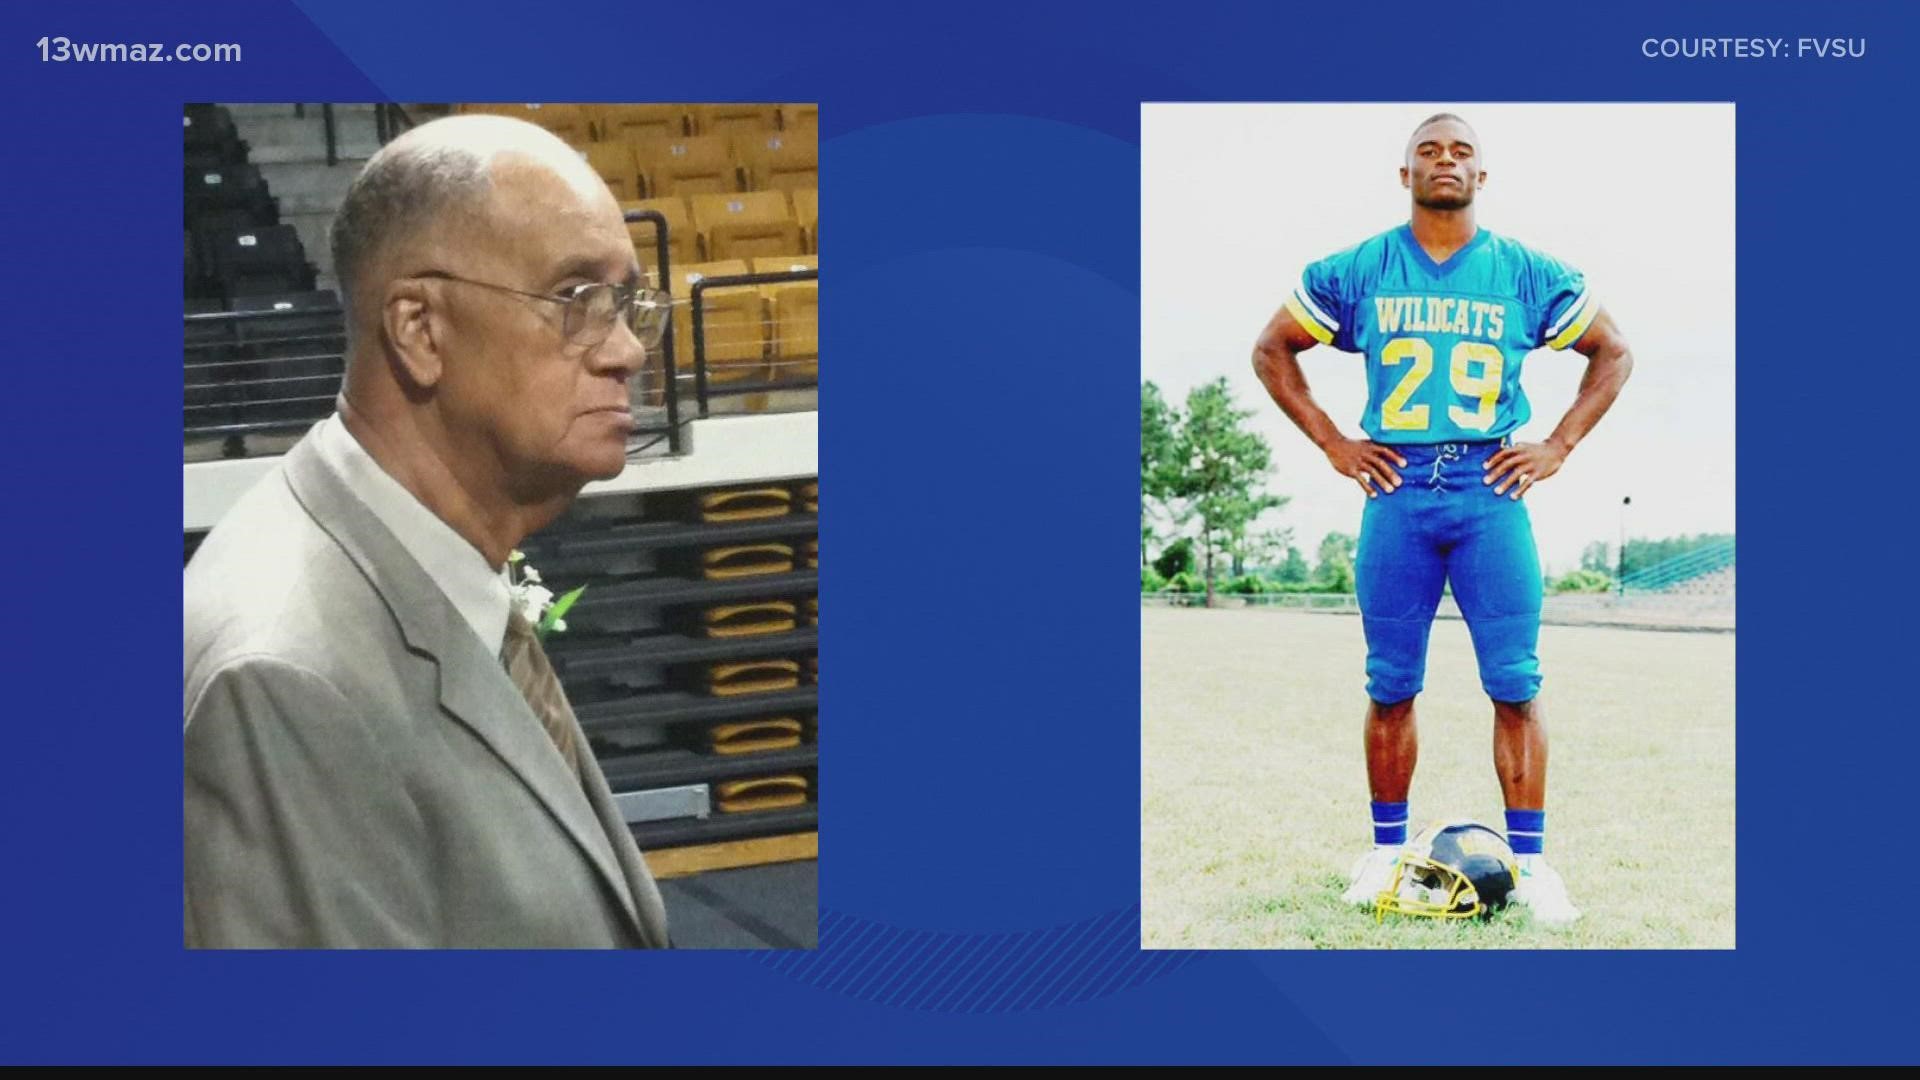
1341, 846, 1402, 908
1514, 854, 1582, 927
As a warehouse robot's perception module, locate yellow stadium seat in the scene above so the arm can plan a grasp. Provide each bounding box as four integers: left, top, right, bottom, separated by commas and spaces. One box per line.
765, 271, 817, 382
735, 131, 818, 192
779, 104, 819, 132
595, 103, 687, 142
620, 197, 696, 281
688, 103, 781, 137
631, 134, 738, 197
582, 142, 641, 201
665, 260, 766, 385
456, 103, 591, 145
689, 191, 802, 261
788, 188, 818, 253
454, 103, 524, 117
748, 254, 816, 275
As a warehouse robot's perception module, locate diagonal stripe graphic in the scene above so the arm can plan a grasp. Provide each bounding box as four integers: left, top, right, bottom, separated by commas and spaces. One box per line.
758, 904, 1199, 1013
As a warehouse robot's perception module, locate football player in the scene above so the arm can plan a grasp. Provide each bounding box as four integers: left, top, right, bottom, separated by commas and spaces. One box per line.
1250, 113, 1634, 925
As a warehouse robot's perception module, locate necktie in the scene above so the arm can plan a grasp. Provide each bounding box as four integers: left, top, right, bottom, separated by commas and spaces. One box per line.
501, 609, 582, 781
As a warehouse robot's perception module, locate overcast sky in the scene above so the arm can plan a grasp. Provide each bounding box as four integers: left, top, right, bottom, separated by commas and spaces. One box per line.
1141, 103, 1735, 575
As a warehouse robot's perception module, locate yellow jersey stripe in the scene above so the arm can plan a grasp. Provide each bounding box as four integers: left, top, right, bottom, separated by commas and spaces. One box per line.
1547, 294, 1598, 350
1285, 294, 1335, 345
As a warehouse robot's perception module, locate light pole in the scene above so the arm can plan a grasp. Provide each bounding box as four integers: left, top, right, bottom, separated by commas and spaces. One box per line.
1617, 495, 1632, 597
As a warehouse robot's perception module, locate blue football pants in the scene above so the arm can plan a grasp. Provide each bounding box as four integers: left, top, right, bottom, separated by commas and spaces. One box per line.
1354, 439, 1543, 705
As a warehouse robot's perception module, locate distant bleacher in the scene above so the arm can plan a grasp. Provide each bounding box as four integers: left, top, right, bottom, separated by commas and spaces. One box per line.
1621, 538, 1736, 596
184, 103, 339, 460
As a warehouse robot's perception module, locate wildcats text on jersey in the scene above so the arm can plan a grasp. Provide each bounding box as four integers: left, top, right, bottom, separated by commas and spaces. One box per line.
1373, 296, 1507, 341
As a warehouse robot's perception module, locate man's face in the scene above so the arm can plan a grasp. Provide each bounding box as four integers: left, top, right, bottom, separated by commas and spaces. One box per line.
430, 154, 644, 492
1401, 119, 1484, 210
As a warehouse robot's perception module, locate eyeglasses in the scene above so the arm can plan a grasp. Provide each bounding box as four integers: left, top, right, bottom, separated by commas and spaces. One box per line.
415, 270, 676, 349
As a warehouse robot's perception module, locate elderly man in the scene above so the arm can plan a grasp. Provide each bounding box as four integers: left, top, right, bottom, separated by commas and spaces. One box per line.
184, 116, 672, 947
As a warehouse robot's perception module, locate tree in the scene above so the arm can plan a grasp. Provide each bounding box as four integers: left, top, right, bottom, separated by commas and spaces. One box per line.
1276, 545, 1310, 584
1169, 379, 1285, 608
1314, 531, 1357, 593
1229, 523, 1294, 579
1579, 540, 1612, 574
1140, 382, 1182, 568
1552, 568, 1613, 593
1152, 537, 1195, 581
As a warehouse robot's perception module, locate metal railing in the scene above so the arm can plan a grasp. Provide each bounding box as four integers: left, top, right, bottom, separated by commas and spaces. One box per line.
1143, 588, 1735, 629
688, 267, 819, 417
185, 304, 346, 448
183, 200, 815, 461
1142, 591, 1359, 610
623, 208, 686, 458
373, 103, 417, 145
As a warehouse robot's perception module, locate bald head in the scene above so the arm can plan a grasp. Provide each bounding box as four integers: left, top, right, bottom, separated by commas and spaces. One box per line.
328, 115, 611, 331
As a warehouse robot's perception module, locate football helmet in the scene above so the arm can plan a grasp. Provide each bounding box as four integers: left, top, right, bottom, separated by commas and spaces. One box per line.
1374, 820, 1519, 922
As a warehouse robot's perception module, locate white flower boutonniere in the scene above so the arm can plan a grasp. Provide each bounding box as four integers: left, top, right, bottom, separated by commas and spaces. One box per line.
507, 550, 587, 640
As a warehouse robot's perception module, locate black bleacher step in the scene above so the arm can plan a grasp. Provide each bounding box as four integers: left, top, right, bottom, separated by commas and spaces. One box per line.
553, 626, 816, 677
575, 686, 818, 730
184, 414, 332, 438
628, 803, 817, 850
534, 512, 818, 559
601, 745, 816, 792
568, 569, 817, 612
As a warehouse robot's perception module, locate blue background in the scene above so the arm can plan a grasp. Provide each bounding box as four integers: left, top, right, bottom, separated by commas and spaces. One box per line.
0, 0, 1912, 1063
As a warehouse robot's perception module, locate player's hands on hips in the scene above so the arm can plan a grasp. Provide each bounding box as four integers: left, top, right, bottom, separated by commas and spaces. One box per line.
1483, 440, 1569, 499
1325, 438, 1407, 498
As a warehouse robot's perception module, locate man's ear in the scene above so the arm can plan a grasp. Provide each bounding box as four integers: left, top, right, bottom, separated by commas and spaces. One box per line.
382, 277, 444, 390
1400, 165, 1411, 190
1476, 169, 1488, 191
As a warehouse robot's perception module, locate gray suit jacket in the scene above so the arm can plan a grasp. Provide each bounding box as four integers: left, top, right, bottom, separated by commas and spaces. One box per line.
184, 430, 669, 948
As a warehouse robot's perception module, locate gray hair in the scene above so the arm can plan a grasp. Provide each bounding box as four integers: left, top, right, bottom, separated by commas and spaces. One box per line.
328, 135, 491, 326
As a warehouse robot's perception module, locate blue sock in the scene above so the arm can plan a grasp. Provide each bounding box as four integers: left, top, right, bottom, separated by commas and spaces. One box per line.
1506, 808, 1545, 856
1371, 801, 1408, 848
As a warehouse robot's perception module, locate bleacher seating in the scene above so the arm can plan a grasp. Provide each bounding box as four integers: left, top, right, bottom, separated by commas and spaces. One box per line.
184, 106, 320, 308
667, 260, 767, 385
790, 188, 818, 253
582, 141, 643, 201
455, 102, 592, 144
690, 191, 804, 260
632, 134, 738, 196
622, 197, 698, 281
231, 291, 347, 426
779, 104, 817, 133
1621, 540, 1737, 595
596, 104, 687, 142
687, 103, 782, 137
753, 256, 818, 382
184, 104, 246, 168
185, 290, 346, 448
185, 105, 339, 455
198, 223, 315, 300
734, 133, 818, 192
185, 164, 277, 228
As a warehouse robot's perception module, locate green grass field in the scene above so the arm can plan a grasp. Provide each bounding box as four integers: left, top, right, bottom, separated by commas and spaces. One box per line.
1142, 606, 1735, 949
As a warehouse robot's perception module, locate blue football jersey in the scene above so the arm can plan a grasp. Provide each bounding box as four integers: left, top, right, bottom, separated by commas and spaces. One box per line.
1285, 225, 1598, 444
